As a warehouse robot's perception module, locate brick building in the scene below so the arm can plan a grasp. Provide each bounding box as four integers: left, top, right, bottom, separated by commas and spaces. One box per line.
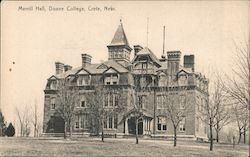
43, 21, 209, 140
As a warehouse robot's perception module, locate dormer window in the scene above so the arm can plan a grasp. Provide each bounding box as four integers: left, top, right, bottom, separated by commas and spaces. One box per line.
105, 74, 119, 85
142, 63, 147, 69
50, 80, 57, 90
78, 75, 90, 86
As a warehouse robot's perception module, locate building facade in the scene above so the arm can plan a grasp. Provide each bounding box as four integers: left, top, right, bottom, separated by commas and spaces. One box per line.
43, 21, 209, 139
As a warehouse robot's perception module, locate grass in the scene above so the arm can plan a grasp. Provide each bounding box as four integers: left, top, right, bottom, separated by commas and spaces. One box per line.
0, 137, 249, 157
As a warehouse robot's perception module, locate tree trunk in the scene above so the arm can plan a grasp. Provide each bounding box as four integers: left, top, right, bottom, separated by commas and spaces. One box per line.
64, 121, 67, 139
238, 130, 242, 144
135, 117, 139, 144
243, 127, 246, 144
216, 130, 219, 143
69, 122, 72, 138
34, 124, 37, 137
209, 124, 213, 151
20, 125, 23, 137
174, 126, 177, 147
101, 119, 104, 142
216, 122, 219, 143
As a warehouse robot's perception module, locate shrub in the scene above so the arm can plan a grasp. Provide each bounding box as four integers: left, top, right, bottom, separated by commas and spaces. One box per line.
5, 123, 15, 137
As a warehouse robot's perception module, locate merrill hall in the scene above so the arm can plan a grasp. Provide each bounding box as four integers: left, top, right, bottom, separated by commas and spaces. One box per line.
43, 21, 209, 140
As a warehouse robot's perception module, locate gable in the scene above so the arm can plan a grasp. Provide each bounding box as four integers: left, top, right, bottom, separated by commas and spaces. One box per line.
177, 69, 189, 76
103, 67, 119, 74
158, 71, 167, 76
97, 64, 108, 69
76, 68, 90, 75
48, 75, 58, 80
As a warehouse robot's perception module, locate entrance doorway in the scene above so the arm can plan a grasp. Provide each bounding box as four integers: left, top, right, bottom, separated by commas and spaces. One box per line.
127, 117, 143, 135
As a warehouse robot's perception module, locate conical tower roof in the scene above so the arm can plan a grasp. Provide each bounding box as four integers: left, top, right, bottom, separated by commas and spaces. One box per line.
108, 21, 132, 50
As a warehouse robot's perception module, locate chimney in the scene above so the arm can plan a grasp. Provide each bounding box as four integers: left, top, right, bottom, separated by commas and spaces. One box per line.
81, 54, 92, 67
167, 51, 181, 76
184, 55, 195, 72
64, 65, 72, 72
133, 45, 143, 56
55, 62, 64, 74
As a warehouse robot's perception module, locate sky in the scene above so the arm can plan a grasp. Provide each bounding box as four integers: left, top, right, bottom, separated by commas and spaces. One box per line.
1, 1, 249, 124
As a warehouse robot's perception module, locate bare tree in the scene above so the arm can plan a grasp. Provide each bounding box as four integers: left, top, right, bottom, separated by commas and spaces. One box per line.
56, 78, 80, 139
198, 78, 225, 151
162, 86, 193, 147
223, 42, 249, 110
31, 100, 40, 137
15, 105, 31, 137
86, 85, 126, 142
222, 41, 249, 144
232, 105, 249, 144
212, 83, 232, 143
128, 90, 144, 144
214, 106, 231, 143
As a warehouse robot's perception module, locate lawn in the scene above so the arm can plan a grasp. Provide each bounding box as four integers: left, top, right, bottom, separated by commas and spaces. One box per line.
0, 137, 248, 157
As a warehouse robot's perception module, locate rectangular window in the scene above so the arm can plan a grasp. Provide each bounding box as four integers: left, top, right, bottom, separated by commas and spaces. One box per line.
157, 117, 167, 131
104, 94, 109, 107
157, 123, 161, 130
179, 118, 186, 132
50, 80, 57, 89
142, 63, 147, 69
75, 122, 79, 129
109, 94, 113, 106
115, 95, 119, 106
80, 116, 84, 129
78, 77, 83, 86
138, 96, 146, 108
114, 114, 118, 129
104, 116, 107, 128
163, 125, 167, 130
51, 98, 56, 110
138, 96, 142, 108
112, 75, 118, 85
105, 76, 111, 85
51, 104, 55, 110
108, 115, 113, 128
81, 101, 86, 108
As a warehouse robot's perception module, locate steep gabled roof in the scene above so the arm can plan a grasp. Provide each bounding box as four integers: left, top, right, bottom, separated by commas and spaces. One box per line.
103, 67, 120, 74
107, 22, 131, 50
132, 47, 161, 67
49, 60, 129, 80
54, 67, 82, 79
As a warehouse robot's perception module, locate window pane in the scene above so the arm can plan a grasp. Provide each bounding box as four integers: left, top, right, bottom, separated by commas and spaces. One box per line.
115, 95, 118, 106
109, 94, 113, 106
80, 116, 84, 128
109, 115, 113, 128
163, 125, 167, 130
114, 114, 118, 129
81, 101, 85, 107
75, 122, 79, 129
158, 124, 161, 130
104, 95, 108, 106
104, 117, 107, 128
